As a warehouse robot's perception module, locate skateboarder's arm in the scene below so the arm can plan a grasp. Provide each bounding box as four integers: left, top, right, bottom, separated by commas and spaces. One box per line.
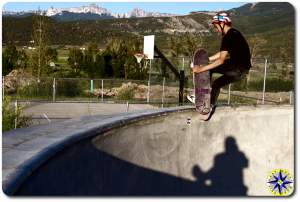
193, 51, 228, 73
208, 52, 221, 62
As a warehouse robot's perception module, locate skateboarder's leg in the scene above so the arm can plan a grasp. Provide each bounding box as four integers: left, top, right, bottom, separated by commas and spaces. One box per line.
210, 74, 241, 106
210, 60, 245, 106
210, 59, 249, 77
210, 60, 239, 76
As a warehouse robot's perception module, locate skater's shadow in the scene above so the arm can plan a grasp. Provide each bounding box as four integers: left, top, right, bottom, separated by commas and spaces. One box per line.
15, 135, 248, 196
192, 136, 249, 195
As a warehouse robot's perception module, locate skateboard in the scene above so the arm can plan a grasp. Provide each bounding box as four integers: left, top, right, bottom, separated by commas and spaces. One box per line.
192, 49, 211, 120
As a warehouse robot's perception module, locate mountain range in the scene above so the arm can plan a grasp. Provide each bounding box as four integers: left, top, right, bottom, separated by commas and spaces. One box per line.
2, 2, 295, 61
3, 3, 177, 21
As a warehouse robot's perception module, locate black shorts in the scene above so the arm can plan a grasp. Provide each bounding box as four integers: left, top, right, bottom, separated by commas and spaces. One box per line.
210, 59, 249, 78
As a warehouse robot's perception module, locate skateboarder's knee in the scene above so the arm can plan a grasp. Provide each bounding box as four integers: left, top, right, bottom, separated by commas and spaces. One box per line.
211, 81, 222, 90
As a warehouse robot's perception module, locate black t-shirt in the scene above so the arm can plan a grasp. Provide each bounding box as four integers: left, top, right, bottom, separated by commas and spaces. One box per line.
220, 28, 252, 69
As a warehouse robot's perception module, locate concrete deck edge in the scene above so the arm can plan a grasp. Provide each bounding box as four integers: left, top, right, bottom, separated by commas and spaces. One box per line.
2, 106, 195, 195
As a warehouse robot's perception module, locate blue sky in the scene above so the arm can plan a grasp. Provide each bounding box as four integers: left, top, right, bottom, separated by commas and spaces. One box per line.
2, 2, 249, 15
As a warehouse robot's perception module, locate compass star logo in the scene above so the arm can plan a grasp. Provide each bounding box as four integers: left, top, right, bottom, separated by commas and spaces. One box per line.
267, 169, 293, 196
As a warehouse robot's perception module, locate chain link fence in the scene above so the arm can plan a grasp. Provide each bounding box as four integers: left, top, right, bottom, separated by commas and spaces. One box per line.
3, 57, 294, 107
2, 57, 295, 129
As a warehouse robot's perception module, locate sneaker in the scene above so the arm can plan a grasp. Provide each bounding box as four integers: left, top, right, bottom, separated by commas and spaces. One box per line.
187, 94, 195, 104
211, 104, 216, 114
204, 104, 217, 121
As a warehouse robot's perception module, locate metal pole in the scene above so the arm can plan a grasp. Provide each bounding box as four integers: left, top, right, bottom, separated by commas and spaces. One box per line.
147, 60, 152, 103
126, 101, 129, 112
162, 77, 165, 108
2, 76, 4, 100
290, 91, 293, 105
90, 79, 94, 95
101, 79, 104, 102
147, 79, 150, 103
262, 58, 268, 104
180, 58, 185, 106
14, 100, 18, 129
228, 84, 231, 105
52, 78, 56, 102
179, 70, 185, 105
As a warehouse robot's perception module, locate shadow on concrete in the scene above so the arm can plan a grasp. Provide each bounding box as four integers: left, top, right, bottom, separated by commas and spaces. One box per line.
15, 136, 248, 196
192, 136, 249, 195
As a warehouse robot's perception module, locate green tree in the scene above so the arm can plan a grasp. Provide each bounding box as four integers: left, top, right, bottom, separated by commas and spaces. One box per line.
82, 43, 99, 78
45, 47, 58, 63
2, 45, 19, 75
2, 45, 29, 76
30, 11, 52, 79
94, 54, 106, 78
123, 38, 144, 79
102, 52, 114, 77
100, 37, 146, 79
248, 34, 267, 59
182, 32, 203, 58
67, 48, 84, 77
169, 33, 204, 60
2, 55, 12, 76
104, 37, 126, 78
17, 49, 29, 69
169, 36, 183, 57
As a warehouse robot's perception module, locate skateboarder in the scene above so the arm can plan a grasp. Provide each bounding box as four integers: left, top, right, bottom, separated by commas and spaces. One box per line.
190, 11, 252, 114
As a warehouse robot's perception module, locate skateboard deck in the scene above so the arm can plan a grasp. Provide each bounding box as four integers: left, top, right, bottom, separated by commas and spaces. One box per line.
193, 49, 211, 119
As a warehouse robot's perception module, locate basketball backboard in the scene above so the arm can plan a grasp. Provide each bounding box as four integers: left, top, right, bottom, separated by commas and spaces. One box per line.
143, 35, 155, 59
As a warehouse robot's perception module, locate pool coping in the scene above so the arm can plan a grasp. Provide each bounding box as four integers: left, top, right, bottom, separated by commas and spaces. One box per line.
2, 106, 195, 195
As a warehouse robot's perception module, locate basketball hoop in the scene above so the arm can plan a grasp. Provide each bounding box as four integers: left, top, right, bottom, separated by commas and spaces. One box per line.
134, 53, 147, 64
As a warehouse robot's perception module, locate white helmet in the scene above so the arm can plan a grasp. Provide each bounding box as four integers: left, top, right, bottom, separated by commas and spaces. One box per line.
212, 11, 232, 25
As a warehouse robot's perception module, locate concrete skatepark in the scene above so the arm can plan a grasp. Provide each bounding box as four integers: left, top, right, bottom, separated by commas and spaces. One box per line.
2, 105, 294, 196
21, 102, 158, 126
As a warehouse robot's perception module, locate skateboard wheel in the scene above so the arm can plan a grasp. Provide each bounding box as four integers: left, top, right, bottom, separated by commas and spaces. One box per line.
187, 118, 191, 124
201, 107, 211, 115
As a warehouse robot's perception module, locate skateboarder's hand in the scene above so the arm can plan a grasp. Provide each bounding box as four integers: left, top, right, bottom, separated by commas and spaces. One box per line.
190, 62, 194, 68
192, 66, 204, 73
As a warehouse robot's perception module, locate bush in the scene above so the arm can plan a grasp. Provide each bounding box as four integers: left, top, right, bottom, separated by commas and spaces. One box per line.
115, 83, 137, 101
2, 96, 32, 132
116, 88, 135, 100
17, 79, 53, 99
